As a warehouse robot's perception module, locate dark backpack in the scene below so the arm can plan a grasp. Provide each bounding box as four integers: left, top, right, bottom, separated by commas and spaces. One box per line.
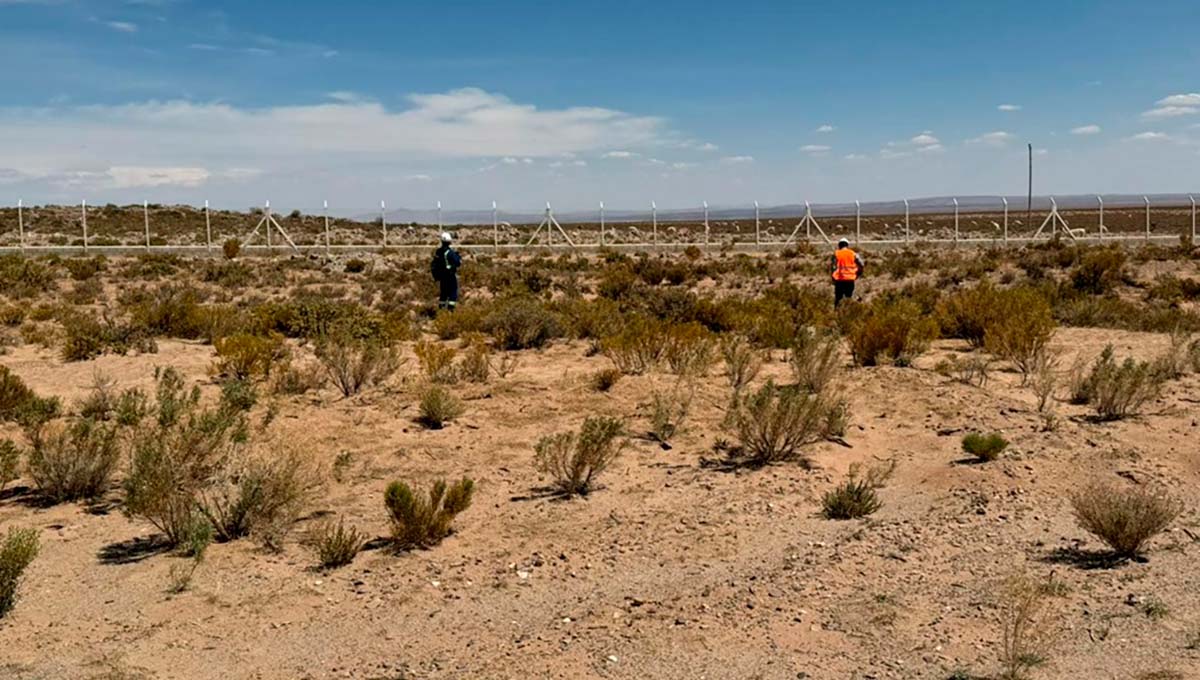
430, 249, 443, 281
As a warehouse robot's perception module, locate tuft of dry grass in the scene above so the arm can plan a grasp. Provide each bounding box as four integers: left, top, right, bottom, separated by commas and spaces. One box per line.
417, 383, 464, 429
27, 418, 120, 503
730, 380, 848, 466
312, 517, 367, 569
997, 571, 1062, 680
1070, 482, 1182, 559
534, 416, 624, 496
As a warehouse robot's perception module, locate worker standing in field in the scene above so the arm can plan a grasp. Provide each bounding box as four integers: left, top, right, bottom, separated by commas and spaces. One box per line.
830, 238, 864, 307
432, 232, 462, 311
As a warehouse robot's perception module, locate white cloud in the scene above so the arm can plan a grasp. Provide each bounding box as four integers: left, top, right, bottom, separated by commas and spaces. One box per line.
1070, 124, 1101, 135
696, 142, 718, 151
1156, 93, 1200, 107
917, 143, 944, 153
326, 91, 363, 103
602, 150, 639, 159
815, 124, 835, 133
671, 162, 695, 169
966, 130, 1014, 146
1141, 105, 1198, 120
800, 144, 831, 154
646, 158, 666, 165
720, 155, 754, 164
843, 153, 866, 160
404, 174, 432, 182
107, 166, 209, 188
1127, 131, 1170, 141
997, 104, 1022, 112
105, 21, 139, 33
910, 133, 940, 146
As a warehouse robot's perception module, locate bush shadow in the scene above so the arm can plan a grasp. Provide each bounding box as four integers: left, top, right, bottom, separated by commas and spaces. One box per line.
97, 535, 172, 566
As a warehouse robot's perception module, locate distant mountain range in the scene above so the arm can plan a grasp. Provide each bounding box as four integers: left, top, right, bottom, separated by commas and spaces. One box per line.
366, 193, 1197, 226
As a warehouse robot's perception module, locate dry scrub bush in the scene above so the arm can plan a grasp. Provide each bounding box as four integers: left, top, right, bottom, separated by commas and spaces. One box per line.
962, 432, 1008, 462
316, 338, 402, 397
1071, 482, 1182, 559
270, 361, 326, 395
601, 316, 665, 375
417, 383, 464, 429
937, 282, 1000, 348
212, 333, 289, 381
27, 418, 119, 503
1070, 247, 1128, 295
60, 310, 157, 362
822, 478, 882, 520
661, 323, 716, 377
458, 337, 491, 383
731, 380, 848, 466
197, 442, 323, 547
720, 334, 761, 395
222, 238, 241, 260
432, 306, 486, 340
414, 340, 459, 383
1153, 328, 1193, 380
840, 298, 936, 367
0, 527, 39, 619
534, 416, 624, 496
1083, 346, 1166, 421
313, 517, 367, 569
998, 572, 1062, 680
935, 355, 991, 387
590, 367, 622, 392
485, 297, 561, 350
384, 477, 474, 550
649, 385, 692, 445
0, 366, 60, 427
489, 352, 520, 379
790, 327, 841, 393
1029, 351, 1059, 413
167, 515, 212, 593
983, 290, 1056, 383
0, 439, 18, 493
124, 368, 249, 545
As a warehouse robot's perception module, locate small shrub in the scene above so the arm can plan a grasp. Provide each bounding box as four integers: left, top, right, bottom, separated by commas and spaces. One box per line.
720, 334, 761, 395
840, 298, 937, 367
417, 383, 464, 429
1029, 351, 1059, 412
601, 316, 665, 375
1070, 248, 1127, 295
0, 527, 39, 618
27, 418, 120, 503
661, 323, 716, 377
937, 282, 1000, 347
432, 306, 486, 340
414, 340, 459, 384
316, 338, 402, 397
60, 311, 157, 362
313, 517, 367, 569
270, 361, 326, 395
998, 572, 1061, 680
458, 338, 491, 383
167, 514, 212, 593
590, 367, 623, 392
384, 477, 474, 550
197, 443, 322, 547
218, 378, 258, 412
223, 238, 241, 260
344, 258, 367, 274
1084, 346, 1166, 420
1070, 482, 1182, 559
983, 289, 1056, 383
534, 416, 624, 496
790, 327, 841, 393
962, 432, 1008, 462
212, 333, 289, 381
489, 352, 520, 379
485, 297, 561, 350
649, 385, 691, 445
821, 477, 882, 520
0, 439, 19, 493
731, 380, 847, 466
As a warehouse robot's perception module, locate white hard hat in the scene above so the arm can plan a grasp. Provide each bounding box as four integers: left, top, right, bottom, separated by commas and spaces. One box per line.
837, 238, 850, 247
440, 232, 453, 243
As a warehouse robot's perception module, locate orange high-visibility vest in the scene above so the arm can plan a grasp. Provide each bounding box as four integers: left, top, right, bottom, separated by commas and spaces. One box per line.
833, 248, 858, 281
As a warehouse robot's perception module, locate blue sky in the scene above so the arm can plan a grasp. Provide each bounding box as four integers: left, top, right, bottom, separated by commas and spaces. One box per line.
1, 0, 1198, 212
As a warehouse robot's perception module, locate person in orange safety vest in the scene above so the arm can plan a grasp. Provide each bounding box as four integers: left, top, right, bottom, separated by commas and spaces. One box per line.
829, 238, 864, 307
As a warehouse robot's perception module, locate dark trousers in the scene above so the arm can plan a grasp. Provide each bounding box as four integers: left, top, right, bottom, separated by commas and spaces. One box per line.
438, 275, 459, 310
833, 280, 856, 307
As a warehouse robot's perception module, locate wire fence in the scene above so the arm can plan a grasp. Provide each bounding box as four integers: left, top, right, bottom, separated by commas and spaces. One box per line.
0, 193, 1195, 256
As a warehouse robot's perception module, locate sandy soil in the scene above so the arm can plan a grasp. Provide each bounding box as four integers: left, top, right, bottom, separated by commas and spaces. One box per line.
0, 322, 1198, 680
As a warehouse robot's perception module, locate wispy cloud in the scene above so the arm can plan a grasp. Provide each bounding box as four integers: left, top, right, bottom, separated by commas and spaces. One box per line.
105, 20, 139, 33
800, 144, 831, 154
720, 155, 754, 164
1156, 93, 1200, 107
910, 132, 940, 146
815, 124, 835, 133
997, 104, 1021, 112
1070, 124, 1101, 135
966, 130, 1014, 146
602, 150, 638, 159
1142, 105, 1197, 120
1126, 131, 1170, 141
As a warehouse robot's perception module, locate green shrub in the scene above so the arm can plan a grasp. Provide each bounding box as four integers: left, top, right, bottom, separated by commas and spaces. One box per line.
601, 315, 665, 375
316, 338, 401, 397
1084, 346, 1166, 420
384, 478, 474, 550
534, 416, 624, 496
126, 285, 207, 339
821, 478, 882, 520
590, 367, 623, 392
27, 418, 120, 502
485, 297, 561, 350
313, 517, 367, 569
63, 256, 104, 281
840, 298, 937, 367
0, 439, 19, 493
661, 323, 716, 377
649, 386, 691, 445
790, 327, 841, 393
417, 384, 464, 429
432, 306, 486, 340
457, 338, 491, 383
344, 258, 367, 274
731, 380, 847, 466
720, 334, 762, 395
1071, 482, 1182, 559
983, 289, 1056, 382
962, 432, 1008, 462
218, 378, 258, 412
60, 311, 157, 362
0, 527, 39, 618
1070, 248, 1127, 295
197, 444, 322, 547
937, 281, 1000, 347
212, 333, 289, 380
0, 256, 55, 298
414, 340, 459, 383
0, 366, 61, 427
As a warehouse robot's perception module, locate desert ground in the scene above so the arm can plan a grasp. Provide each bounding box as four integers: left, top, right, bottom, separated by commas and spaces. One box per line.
0, 238, 1198, 680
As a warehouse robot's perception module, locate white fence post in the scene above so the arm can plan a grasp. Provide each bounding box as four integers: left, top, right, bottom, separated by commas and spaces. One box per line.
953, 197, 959, 245
754, 200, 760, 245
265, 200, 272, 250
855, 200, 861, 245
380, 200, 387, 249
17, 199, 24, 253
703, 201, 710, 245
904, 198, 910, 244
1097, 196, 1104, 240
323, 200, 331, 259
1002, 197, 1009, 244
652, 200, 658, 246
493, 201, 500, 250
437, 201, 443, 231
81, 199, 88, 253
598, 201, 605, 247
1191, 195, 1196, 242
1144, 196, 1150, 242
205, 200, 213, 254
143, 200, 151, 250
